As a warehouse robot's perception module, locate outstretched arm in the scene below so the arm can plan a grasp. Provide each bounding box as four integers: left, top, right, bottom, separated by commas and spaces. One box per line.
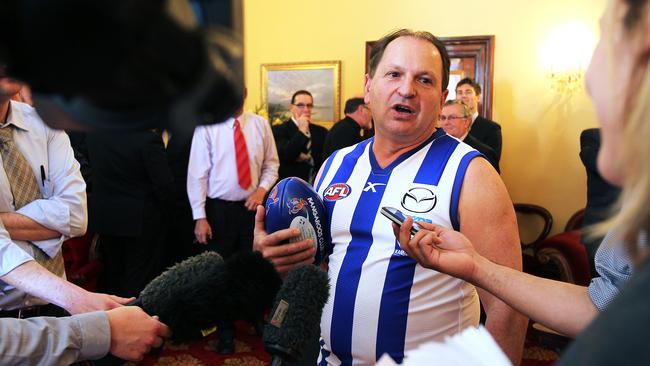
397, 219, 598, 338
0, 307, 171, 365
2, 260, 134, 315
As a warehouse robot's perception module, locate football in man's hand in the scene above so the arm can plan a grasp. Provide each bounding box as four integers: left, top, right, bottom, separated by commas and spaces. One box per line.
265, 177, 329, 265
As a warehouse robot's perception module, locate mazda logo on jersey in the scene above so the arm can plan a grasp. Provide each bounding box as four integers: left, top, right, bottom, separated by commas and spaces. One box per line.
323, 183, 351, 201
401, 187, 436, 213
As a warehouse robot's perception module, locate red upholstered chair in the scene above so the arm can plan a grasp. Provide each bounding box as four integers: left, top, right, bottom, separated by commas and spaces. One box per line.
62, 232, 103, 292
515, 204, 591, 286
533, 209, 592, 286
515, 205, 592, 350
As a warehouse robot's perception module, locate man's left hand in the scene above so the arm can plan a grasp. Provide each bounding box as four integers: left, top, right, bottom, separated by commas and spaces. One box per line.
245, 187, 266, 211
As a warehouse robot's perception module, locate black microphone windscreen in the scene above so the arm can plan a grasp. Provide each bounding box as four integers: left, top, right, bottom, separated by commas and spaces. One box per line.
221, 251, 283, 324
138, 251, 225, 341
136, 251, 282, 342
263, 265, 330, 363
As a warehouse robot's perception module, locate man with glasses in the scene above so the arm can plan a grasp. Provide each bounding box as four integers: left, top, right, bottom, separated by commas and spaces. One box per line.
272, 90, 328, 183
455, 78, 502, 161
440, 100, 499, 172
323, 97, 373, 159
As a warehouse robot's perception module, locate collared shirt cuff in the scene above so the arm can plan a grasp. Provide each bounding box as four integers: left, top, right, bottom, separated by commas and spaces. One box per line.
587, 276, 619, 311
73, 311, 111, 360
30, 235, 65, 258
192, 207, 207, 220
0, 244, 34, 277
17, 200, 68, 234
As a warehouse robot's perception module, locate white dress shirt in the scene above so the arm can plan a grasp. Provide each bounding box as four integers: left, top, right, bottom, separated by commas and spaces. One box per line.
187, 111, 279, 220
470, 111, 479, 127
0, 101, 87, 309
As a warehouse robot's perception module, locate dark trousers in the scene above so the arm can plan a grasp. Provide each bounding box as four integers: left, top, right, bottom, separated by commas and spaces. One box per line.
164, 200, 200, 268
98, 217, 167, 298
204, 198, 255, 346
203, 198, 255, 258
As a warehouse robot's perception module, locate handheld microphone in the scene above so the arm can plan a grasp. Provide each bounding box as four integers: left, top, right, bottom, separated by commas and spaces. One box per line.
263, 265, 330, 366
132, 251, 282, 341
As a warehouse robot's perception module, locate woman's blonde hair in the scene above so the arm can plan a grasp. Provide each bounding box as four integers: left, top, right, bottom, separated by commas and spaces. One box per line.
597, 0, 650, 261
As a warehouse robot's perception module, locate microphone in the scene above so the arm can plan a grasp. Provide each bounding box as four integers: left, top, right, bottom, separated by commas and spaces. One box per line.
263, 265, 330, 366
1, 1, 244, 133
132, 251, 282, 342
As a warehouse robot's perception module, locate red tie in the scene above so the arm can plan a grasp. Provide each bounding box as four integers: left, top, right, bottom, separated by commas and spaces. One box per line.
233, 119, 252, 189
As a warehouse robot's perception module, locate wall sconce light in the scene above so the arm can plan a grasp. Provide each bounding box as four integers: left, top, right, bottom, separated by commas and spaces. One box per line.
541, 22, 595, 94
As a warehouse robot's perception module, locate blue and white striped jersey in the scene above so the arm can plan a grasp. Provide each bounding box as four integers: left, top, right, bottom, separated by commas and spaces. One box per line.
315, 129, 482, 366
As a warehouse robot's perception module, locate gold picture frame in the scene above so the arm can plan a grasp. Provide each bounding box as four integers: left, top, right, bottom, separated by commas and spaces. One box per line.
261, 61, 341, 129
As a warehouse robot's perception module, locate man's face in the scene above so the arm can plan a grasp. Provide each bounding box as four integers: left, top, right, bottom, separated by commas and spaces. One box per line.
440, 104, 470, 139
364, 36, 448, 144
290, 94, 313, 121
455, 83, 479, 114
0, 78, 23, 101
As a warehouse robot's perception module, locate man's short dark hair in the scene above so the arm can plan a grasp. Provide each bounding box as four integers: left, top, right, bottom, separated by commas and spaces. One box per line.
368, 29, 450, 91
344, 97, 365, 115
456, 77, 482, 95
291, 90, 313, 105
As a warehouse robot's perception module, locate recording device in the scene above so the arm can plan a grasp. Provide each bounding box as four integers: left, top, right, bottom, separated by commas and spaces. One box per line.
131, 251, 282, 341
380, 206, 421, 236
0, 0, 243, 134
264, 265, 330, 366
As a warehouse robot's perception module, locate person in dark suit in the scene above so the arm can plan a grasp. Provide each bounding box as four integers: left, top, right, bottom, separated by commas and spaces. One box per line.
579, 128, 621, 275
272, 90, 328, 183
163, 129, 200, 267
440, 100, 500, 172
455, 77, 502, 161
87, 129, 174, 298
322, 97, 373, 159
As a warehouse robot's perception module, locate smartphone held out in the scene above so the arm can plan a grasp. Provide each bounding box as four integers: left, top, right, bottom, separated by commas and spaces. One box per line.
380, 206, 421, 236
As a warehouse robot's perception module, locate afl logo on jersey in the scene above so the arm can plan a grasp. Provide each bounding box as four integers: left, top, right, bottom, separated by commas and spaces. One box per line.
401, 187, 437, 213
323, 183, 351, 201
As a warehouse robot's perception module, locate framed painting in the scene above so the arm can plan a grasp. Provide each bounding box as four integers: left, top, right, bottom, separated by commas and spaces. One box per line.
365, 35, 495, 119
261, 61, 341, 128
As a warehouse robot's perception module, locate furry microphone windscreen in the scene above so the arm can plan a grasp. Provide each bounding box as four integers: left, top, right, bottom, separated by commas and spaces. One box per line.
221, 251, 283, 325
264, 265, 330, 364
136, 251, 281, 341
137, 251, 226, 341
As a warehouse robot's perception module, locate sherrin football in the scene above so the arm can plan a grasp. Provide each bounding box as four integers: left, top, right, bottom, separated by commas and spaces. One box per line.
265, 177, 329, 265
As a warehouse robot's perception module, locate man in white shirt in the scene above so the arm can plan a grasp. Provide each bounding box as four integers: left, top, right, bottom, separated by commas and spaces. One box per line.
187, 96, 279, 353
0, 76, 131, 315
0, 75, 171, 363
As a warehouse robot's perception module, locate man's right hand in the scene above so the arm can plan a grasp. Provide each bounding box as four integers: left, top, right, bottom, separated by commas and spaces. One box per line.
253, 206, 315, 275
296, 115, 310, 135
194, 218, 212, 244
106, 306, 171, 362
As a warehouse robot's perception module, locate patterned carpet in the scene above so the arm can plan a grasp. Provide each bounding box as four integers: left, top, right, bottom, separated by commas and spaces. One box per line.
129, 323, 270, 366
127, 323, 559, 366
